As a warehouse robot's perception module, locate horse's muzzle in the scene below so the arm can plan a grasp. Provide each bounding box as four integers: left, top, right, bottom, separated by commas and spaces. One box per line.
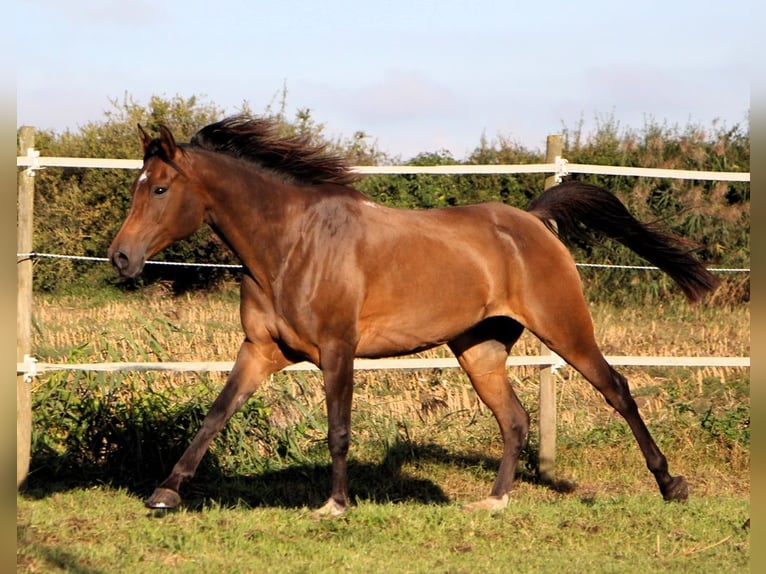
108, 247, 144, 278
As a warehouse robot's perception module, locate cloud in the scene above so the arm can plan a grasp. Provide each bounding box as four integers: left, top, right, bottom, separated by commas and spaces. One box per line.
296, 69, 460, 129
32, 0, 163, 29
581, 63, 750, 124
349, 69, 460, 122
290, 70, 468, 158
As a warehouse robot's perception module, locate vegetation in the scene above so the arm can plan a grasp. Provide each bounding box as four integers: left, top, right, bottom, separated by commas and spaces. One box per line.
19, 290, 750, 572
17, 492, 749, 573
24, 94, 749, 304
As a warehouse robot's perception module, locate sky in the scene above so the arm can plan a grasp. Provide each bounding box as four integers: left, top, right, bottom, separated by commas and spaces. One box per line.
17, 0, 753, 160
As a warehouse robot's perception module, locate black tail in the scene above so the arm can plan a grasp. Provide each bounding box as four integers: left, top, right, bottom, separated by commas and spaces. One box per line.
526, 180, 718, 302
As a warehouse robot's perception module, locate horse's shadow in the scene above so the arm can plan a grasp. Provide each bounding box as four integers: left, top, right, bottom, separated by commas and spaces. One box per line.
21, 440, 575, 510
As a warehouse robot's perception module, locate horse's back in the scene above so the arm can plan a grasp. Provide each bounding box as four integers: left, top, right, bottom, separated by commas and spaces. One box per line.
351, 200, 580, 356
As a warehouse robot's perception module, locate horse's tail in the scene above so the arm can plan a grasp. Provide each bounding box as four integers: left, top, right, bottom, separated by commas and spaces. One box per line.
526, 180, 718, 302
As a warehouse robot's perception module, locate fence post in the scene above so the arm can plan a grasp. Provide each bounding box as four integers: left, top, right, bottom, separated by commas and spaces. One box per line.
17, 126, 35, 488
538, 134, 562, 483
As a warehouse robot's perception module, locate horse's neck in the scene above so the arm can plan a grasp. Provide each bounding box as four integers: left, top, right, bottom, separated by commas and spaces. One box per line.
202, 164, 304, 284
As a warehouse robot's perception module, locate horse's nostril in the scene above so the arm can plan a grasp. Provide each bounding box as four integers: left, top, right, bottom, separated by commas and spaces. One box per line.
112, 250, 129, 271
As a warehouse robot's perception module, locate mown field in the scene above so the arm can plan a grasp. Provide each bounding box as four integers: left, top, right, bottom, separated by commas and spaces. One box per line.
17, 285, 750, 573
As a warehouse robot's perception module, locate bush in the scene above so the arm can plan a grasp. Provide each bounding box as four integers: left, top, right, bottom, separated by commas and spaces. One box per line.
25, 95, 749, 304
28, 370, 322, 491
558, 116, 750, 304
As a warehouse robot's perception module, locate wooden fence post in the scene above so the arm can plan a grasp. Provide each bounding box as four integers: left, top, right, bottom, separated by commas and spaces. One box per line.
17, 126, 35, 488
538, 134, 562, 483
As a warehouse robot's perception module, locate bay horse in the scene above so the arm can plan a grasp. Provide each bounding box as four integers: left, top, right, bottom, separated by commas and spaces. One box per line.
108, 115, 717, 515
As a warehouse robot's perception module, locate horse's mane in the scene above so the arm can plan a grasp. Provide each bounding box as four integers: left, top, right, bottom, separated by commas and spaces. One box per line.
188, 115, 360, 186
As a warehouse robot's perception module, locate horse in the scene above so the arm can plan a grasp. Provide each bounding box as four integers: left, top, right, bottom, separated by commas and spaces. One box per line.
108, 115, 718, 516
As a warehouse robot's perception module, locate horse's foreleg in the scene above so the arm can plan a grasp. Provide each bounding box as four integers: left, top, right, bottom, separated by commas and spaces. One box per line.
145, 340, 289, 509
315, 342, 356, 517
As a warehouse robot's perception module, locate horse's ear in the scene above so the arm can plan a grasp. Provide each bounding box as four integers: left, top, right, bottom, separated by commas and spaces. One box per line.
158, 125, 178, 159
138, 124, 153, 151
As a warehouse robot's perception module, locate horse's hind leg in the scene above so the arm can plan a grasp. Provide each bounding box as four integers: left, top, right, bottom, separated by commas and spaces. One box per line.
449, 318, 527, 510
526, 296, 688, 501
570, 354, 687, 500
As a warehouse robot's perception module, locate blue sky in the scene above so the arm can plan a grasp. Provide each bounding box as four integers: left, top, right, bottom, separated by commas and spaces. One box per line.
17, 0, 753, 160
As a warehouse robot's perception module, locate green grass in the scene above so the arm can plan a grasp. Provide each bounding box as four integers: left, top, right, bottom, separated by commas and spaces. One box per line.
18, 487, 749, 573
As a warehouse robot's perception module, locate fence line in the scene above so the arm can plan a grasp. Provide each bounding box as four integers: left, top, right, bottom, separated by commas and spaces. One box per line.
10, 151, 755, 276
17, 252, 245, 269
16, 354, 751, 381
15, 251, 752, 274
14, 152, 752, 381
17, 152, 751, 182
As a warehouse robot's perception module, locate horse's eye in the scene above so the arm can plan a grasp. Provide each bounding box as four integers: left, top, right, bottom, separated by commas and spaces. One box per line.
153, 186, 168, 196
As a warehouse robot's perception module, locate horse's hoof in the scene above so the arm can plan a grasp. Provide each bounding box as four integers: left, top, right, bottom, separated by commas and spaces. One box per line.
313, 498, 348, 518
462, 494, 509, 512
662, 475, 689, 502
145, 487, 182, 510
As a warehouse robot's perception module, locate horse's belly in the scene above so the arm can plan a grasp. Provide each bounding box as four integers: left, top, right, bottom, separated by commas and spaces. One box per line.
355, 293, 490, 357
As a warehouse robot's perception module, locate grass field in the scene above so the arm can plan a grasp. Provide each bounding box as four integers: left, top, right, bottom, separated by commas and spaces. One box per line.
18, 286, 750, 572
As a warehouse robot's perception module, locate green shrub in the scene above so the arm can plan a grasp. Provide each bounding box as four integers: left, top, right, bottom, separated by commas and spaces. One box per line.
28, 370, 326, 491
25, 95, 749, 304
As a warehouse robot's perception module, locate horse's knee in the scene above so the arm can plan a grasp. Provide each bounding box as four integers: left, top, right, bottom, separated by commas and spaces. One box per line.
328, 426, 350, 457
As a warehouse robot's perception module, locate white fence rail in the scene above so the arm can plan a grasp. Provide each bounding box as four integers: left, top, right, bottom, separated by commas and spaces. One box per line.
17, 354, 751, 381
17, 152, 752, 182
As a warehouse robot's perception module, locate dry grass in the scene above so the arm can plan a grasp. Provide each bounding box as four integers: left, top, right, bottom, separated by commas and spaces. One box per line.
31, 287, 750, 496
33, 283, 750, 363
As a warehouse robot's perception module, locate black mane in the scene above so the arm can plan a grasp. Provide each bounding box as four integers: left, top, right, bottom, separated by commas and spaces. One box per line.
189, 115, 360, 186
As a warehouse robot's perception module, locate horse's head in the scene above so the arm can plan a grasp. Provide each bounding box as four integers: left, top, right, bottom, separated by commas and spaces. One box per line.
108, 124, 206, 278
